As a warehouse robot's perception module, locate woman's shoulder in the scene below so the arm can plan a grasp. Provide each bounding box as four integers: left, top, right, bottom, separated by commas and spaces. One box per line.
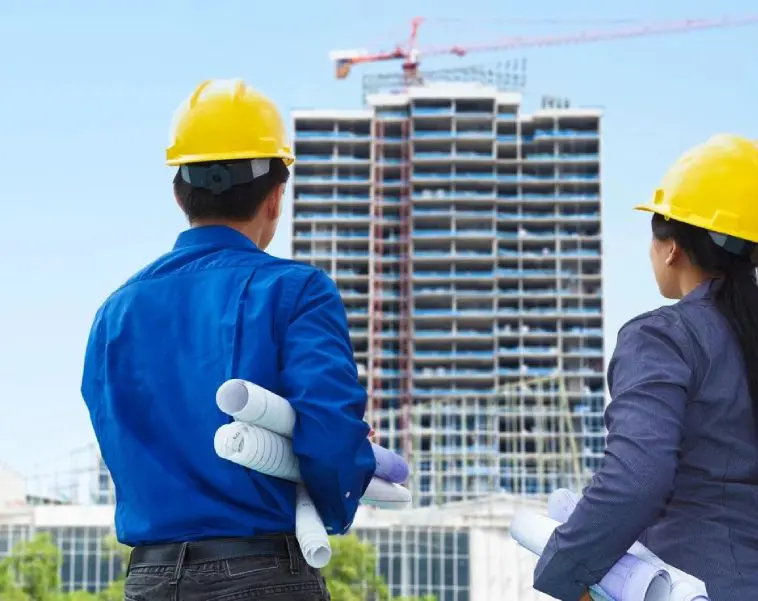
613, 305, 698, 365
618, 304, 687, 338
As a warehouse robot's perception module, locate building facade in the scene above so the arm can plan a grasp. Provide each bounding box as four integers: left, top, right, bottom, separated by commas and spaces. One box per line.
291, 82, 605, 506
0, 505, 123, 594
0, 491, 550, 601
0, 462, 122, 594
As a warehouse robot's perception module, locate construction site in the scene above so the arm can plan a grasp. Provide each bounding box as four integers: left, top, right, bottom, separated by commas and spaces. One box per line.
291, 14, 758, 508
2, 13, 758, 601
292, 78, 605, 506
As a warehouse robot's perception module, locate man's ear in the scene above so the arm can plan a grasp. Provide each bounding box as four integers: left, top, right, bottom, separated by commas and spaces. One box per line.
266, 183, 285, 220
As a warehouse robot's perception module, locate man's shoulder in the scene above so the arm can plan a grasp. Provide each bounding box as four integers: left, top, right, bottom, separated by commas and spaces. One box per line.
104, 251, 328, 311
122, 246, 322, 283
258, 254, 327, 281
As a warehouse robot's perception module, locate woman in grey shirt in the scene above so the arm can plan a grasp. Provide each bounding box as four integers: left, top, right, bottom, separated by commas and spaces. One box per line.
533, 133, 758, 601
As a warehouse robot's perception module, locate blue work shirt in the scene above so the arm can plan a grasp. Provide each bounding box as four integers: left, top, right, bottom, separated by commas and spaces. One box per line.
81, 225, 376, 546
534, 279, 758, 601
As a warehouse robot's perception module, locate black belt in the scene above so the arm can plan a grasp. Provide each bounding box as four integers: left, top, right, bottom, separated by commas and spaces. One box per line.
129, 534, 293, 569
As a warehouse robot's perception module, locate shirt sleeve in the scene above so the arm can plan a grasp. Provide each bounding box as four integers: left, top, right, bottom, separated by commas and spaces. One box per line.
533, 312, 692, 600
279, 269, 376, 534
81, 306, 106, 431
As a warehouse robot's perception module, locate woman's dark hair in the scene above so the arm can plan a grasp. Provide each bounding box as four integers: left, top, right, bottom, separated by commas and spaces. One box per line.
652, 212, 758, 427
173, 158, 289, 222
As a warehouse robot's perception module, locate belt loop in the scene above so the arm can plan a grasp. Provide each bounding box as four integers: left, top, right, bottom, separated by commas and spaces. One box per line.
284, 535, 300, 575
168, 542, 188, 600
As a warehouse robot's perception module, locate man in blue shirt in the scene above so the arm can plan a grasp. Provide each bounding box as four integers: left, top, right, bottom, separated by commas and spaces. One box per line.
81, 78, 376, 601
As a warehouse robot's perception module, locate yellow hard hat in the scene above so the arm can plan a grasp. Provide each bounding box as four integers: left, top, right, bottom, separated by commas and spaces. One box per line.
634, 134, 758, 243
166, 79, 294, 167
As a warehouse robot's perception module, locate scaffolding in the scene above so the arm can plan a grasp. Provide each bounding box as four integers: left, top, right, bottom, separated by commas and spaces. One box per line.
291, 80, 606, 506
375, 372, 597, 507
20, 444, 114, 506
368, 118, 386, 428
361, 60, 528, 101
397, 119, 413, 461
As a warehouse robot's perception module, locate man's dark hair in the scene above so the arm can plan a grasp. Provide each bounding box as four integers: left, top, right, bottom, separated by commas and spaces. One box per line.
173, 158, 289, 222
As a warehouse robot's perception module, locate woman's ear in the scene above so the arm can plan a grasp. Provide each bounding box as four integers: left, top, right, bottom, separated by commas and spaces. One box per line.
665, 240, 681, 267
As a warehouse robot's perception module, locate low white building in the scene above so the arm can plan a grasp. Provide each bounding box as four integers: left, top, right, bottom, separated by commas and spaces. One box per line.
0, 483, 552, 600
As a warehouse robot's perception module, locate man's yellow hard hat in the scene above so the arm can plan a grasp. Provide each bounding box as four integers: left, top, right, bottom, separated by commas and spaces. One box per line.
635, 134, 758, 243
166, 79, 295, 167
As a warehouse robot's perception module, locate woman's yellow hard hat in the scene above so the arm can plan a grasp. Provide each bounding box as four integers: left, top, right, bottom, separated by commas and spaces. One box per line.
635, 134, 758, 243
166, 79, 295, 167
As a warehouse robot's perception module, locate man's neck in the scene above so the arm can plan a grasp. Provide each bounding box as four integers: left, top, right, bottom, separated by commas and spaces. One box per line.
190, 219, 261, 246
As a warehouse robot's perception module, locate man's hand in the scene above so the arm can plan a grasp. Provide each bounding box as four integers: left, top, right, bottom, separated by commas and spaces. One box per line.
579, 591, 593, 601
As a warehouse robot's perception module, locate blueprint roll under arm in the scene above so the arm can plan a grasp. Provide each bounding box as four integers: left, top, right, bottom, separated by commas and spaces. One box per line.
295, 485, 332, 568
214, 422, 329, 568
510, 511, 672, 601
214, 423, 412, 510
214, 422, 300, 481
547, 489, 709, 601
371, 442, 409, 484
217, 379, 296, 438
216, 378, 411, 485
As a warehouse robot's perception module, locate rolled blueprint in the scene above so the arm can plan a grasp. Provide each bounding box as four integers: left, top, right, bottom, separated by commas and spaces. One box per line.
547, 489, 709, 601
214, 422, 300, 481
362, 477, 412, 509
510, 511, 671, 601
216, 378, 411, 485
295, 485, 331, 568
217, 379, 296, 437
547, 487, 580, 522
600, 554, 672, 601
214, 422, 412, 510
510, 509, 557, 555
215, 378, 413, 570
372, 442, 410, 484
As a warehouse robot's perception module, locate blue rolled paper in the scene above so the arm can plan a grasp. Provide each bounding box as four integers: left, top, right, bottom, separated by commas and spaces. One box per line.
372, 442, 409, 484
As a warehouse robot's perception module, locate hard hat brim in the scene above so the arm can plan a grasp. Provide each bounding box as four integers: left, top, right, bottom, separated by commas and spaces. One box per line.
167, 150, 295, 167
633, 202, 758, 244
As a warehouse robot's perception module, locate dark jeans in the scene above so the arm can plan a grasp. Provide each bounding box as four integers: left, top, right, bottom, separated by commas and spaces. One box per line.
124, 534, 330, 601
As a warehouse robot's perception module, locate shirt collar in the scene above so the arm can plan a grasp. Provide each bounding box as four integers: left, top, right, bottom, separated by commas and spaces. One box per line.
173, 225, 258, 251
684, 278, 718, 302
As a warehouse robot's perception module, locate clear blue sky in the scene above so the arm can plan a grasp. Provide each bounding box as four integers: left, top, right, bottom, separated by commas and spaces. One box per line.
1, 0, 757, 475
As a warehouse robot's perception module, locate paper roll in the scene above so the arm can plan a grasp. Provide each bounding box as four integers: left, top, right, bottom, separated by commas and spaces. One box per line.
360, 477, 412, 510
214, 422, 300, 482
371, 442, 410, 484
295, 485, 332, 569
214, 424, 413, 510
511, 511, 672, 601
597, 554, 671, 601
216, 379, 296, 437
547, 489, 710, 600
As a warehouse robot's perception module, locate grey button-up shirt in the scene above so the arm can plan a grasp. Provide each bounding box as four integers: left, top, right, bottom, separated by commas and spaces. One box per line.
534, 279, 758, 601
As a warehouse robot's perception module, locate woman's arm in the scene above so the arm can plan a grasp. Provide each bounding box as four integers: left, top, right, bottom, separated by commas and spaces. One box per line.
533, 311, 693, 600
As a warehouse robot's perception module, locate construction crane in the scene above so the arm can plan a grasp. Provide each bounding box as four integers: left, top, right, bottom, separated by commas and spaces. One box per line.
330, 15, 758, 82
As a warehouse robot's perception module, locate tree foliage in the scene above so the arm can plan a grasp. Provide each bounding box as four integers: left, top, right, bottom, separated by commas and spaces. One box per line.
0, 532, 434, 601
0, 533, 106, 601
322, 534, 435, 601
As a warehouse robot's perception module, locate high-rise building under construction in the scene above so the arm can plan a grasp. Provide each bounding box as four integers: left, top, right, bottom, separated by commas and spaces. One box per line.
291, 77, 605, 507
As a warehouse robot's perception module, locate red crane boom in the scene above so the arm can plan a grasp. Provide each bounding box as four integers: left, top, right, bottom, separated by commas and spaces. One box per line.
330, 15, 758, 80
